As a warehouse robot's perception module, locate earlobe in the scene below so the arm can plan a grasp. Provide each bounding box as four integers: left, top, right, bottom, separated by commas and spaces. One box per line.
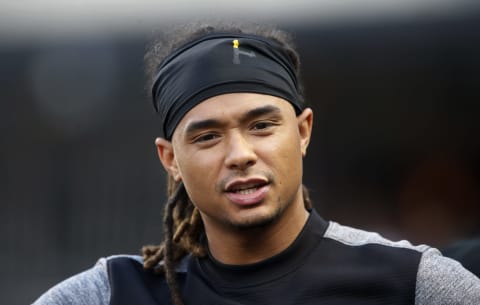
297, 108, 313, 157
155, 137, 182, 181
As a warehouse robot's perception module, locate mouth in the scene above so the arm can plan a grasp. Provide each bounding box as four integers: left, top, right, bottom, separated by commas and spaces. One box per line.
226, 181, 269, 193
224, 178, 270, 206
225, 176, 270, 192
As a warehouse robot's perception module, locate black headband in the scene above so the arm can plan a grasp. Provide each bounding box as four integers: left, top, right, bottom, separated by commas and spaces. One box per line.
151, 33, 303, 140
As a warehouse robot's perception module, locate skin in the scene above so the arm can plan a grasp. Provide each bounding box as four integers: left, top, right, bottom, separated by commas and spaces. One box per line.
156, 93, 313, 265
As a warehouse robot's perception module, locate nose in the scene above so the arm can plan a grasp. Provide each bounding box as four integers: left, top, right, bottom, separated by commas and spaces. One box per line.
224, 132, 257, 171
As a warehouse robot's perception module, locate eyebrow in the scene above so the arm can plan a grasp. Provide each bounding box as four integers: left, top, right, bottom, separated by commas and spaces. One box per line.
184, 104, 282, 137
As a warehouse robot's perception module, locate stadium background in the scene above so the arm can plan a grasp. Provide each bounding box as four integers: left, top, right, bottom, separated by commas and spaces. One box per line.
1, 1, 480, 304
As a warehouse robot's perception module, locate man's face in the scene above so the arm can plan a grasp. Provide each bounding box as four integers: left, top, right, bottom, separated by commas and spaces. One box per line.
166, 93, 312, 234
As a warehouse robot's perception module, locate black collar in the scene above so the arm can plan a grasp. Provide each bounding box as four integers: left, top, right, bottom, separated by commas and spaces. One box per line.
193, 209, 329, 288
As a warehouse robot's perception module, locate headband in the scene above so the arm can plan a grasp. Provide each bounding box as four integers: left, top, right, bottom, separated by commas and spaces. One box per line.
151, 33, 303, 140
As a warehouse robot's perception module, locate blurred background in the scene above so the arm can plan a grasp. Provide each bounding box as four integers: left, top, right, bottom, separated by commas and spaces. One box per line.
1, 0, 480, 304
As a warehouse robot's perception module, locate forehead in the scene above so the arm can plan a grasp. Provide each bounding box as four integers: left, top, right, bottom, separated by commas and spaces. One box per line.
179, 92, 295, 124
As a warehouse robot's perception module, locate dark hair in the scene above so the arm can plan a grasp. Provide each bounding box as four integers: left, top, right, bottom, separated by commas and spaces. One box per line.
142, 22, 311, 305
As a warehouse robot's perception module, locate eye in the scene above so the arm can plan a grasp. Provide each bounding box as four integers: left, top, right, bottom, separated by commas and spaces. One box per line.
251, 121, 276, 131
193, 133, 220, 143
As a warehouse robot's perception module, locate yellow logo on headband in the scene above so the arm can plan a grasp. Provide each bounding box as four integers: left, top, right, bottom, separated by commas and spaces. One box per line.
232, 39, 255, 64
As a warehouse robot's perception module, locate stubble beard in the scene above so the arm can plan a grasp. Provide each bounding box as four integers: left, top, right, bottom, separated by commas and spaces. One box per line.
215, 171, 287, 230
224, 196, 290, 231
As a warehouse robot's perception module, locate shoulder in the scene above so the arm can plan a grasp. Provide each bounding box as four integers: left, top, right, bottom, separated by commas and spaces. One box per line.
324, 221, 480, 304
106, 254, 190, 273
31, 255, 144, 305
32, 254, 191, 305
321, 221, 428, 291
324, 220, 431, 254
416, 248, 480, 305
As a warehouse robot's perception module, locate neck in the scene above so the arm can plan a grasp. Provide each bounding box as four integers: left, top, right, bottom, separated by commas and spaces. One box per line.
205, 198, 309, 265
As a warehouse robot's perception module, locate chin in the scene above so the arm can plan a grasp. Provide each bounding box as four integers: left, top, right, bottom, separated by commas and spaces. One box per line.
227, 207, 283, 230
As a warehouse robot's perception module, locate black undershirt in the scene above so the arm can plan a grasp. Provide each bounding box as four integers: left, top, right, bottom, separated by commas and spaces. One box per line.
108, 210, 420, 305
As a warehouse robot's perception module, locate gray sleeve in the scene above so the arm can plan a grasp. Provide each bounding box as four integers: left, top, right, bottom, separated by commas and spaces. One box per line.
416, 248, 480, 305
32, 258, 110, 305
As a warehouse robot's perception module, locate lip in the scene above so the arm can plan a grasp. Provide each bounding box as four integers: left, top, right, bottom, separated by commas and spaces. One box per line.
225, 184, 270, 206
224, 177, 270, 206
224, 177, 269, 192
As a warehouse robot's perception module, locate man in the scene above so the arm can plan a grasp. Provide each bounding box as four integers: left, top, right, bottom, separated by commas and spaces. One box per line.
33, 23, 480, 305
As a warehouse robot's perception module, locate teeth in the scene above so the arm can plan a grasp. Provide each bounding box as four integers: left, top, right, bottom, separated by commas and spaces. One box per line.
235, 187, 258, 195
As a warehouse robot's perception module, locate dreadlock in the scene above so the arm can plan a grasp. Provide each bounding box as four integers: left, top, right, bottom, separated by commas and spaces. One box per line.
142, 21, 311, 305
142, 179, 312, 305
142, 176, 207, 305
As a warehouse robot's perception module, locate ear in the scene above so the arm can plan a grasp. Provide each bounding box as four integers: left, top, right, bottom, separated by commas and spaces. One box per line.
155, 137, 182, 182
297, 108, 313, 157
